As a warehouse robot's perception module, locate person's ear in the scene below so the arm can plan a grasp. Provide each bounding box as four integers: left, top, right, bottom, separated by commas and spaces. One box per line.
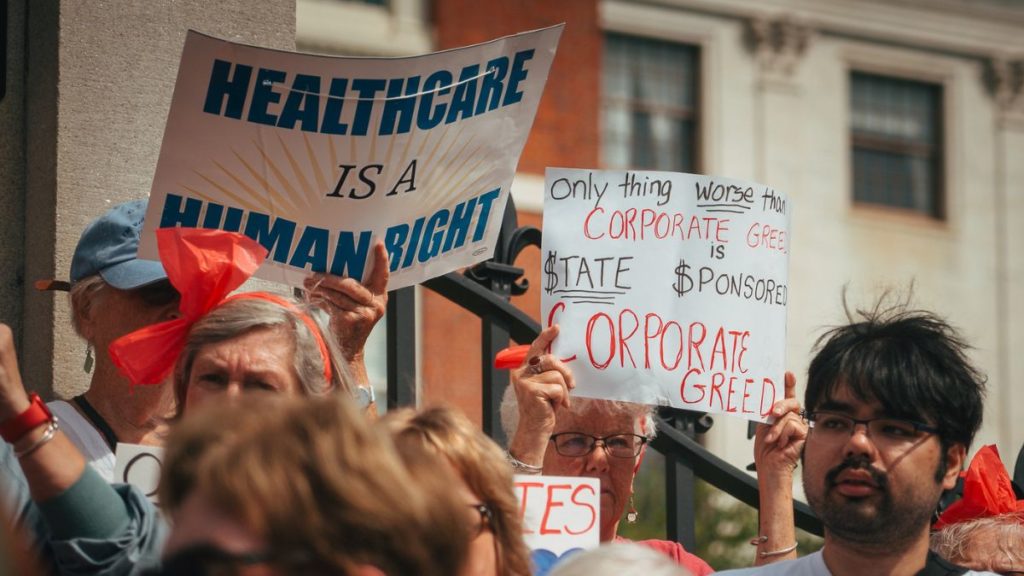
73, 290, 100, 343
941, 443, 966, 490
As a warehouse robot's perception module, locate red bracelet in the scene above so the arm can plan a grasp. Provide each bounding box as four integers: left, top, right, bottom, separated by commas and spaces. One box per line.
0, 393, 54, 444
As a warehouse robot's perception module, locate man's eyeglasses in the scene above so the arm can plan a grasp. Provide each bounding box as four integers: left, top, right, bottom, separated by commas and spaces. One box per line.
549, 432, 647, 459
805, 410, 939, 449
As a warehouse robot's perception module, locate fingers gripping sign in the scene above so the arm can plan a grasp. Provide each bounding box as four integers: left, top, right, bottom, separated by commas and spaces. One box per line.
304, 240, 389, 361
754, 372, 806, 475
508, 325, 577, 469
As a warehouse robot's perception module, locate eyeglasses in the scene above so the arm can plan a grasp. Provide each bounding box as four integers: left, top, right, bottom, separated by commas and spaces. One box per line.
144, 543, 315, 576
133, 280, 181, 308
549, 432, 648, 458
468, 503, 493, 536
805, 410, 940, 449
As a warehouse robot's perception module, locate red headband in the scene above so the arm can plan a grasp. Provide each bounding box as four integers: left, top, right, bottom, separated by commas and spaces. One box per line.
109, 228, 332, 387
933, 444, 1024, 530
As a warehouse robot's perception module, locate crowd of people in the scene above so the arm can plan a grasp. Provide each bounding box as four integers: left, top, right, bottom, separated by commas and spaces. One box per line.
1, 200, 1021, 575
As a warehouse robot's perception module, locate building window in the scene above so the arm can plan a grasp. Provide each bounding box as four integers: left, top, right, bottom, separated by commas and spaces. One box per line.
602, 34, 699, 172
850, 72, 943, 218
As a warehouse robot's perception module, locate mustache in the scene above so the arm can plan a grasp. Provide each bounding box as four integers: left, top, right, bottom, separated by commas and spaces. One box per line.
825, 455, 888, 490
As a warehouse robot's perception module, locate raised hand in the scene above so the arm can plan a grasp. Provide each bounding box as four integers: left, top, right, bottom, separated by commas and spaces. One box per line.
304, 240, 389, 363
754, 372, 806, 476
507, 325, 576, 468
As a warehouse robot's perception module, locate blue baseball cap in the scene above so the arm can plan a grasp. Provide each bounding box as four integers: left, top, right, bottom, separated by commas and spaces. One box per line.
67, 200, 168, 290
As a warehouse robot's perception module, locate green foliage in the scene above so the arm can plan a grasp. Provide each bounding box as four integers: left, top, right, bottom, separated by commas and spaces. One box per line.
617, 449, 823, 570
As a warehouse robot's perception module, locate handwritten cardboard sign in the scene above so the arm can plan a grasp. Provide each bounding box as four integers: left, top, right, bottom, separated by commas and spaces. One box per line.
113, 443, 164, 501
541, 168, 791, 422
515, 474, 600, 564
140, 27, 562, 289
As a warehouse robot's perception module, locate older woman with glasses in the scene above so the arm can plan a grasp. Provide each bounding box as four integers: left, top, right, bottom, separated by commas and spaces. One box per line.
501, 326, 808, 572
381, 405, 533, 576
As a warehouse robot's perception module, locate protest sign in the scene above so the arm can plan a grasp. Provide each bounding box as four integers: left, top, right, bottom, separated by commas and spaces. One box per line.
141, 26, 563, 289
541, 168, 791, 422
515, 474, 600, 572
113, 443, 164, 501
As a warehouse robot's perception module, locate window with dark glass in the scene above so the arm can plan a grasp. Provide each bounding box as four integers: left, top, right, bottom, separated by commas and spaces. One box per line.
602, 34, 699, 172
850, 72, 943, 218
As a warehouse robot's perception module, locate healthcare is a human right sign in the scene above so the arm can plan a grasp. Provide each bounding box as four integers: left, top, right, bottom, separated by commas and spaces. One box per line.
141, 26, 562, 289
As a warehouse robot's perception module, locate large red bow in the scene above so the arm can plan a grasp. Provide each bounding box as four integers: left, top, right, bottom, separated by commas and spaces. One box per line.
109, 228, 268, 386
933, 444, 1024, 530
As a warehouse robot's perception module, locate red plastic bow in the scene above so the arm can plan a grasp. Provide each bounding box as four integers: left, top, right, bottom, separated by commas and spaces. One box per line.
109, 227, 268, 386
933, 444, 1024, 530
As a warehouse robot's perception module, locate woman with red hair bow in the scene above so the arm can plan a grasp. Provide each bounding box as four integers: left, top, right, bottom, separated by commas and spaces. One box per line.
0, 228, 380, 575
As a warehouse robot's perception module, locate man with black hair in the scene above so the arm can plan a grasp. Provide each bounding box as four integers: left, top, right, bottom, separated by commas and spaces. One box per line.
722, 300, 995, 576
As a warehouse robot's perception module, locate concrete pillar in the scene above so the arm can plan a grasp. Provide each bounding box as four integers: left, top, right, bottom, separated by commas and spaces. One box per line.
986, 57, 1024, 460
19, 0, 295, 398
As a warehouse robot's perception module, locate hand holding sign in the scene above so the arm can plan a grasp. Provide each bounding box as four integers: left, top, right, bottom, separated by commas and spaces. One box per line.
753, 372, 806, 476
305, 240, 389, 362
507, 325, 576, 469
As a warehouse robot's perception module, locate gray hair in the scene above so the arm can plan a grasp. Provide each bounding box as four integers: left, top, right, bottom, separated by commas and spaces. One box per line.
930, 512, 1024, 566
547, 543, 692, 576
174, 296, 352, 413
499, 383, 657, 444
69, 274, 109, 338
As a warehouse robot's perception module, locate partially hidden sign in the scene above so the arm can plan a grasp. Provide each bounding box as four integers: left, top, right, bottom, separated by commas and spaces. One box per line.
542, 168, 791, 422
113, 443, 164, 502
515, 474, 600, 571
141, 26, 563, 289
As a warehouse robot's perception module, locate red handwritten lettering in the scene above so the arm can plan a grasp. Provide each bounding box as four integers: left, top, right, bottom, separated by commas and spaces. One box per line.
565, 484, 597, 536
619, 309, 639, 369
540, 484, 571, 535
515, 481, 544, 534
746, 223, 787, 254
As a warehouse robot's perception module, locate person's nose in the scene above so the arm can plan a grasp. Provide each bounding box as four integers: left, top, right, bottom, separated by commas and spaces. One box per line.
583, 440, 611, 473
223, 382, 243, 399
842, 422, 879, 461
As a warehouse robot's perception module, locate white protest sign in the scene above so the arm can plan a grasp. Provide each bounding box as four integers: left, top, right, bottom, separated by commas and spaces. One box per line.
141, 27, 563, 289
541, 168, 791, 422
515, 474, 600, 565
113, 443, 164, 501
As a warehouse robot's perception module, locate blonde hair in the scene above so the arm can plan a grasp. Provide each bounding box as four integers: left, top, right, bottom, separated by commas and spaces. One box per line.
161, 394, 470, 576
380, 405, 533, 576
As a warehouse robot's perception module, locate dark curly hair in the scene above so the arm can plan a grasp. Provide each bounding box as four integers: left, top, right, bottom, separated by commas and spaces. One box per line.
806, 292, 986, 450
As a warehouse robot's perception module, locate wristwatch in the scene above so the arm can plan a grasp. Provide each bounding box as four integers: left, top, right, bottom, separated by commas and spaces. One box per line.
0, 393, 54, 444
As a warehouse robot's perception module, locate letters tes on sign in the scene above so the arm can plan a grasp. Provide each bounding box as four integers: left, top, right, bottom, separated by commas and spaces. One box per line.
515, 474, 600, 560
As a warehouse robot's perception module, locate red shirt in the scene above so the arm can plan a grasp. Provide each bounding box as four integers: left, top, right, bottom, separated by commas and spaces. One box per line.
617, 537, 715, 575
